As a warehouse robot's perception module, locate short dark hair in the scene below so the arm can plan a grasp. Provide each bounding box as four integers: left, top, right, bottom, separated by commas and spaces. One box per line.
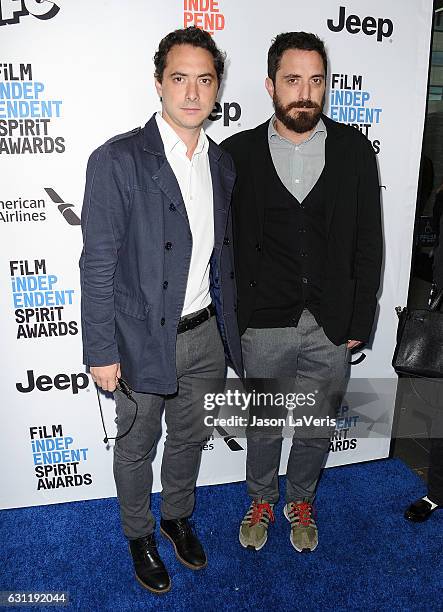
154, 26, 225, 85
267, 32, 327, 83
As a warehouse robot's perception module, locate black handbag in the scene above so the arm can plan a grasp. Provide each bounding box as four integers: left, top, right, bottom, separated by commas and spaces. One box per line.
392, 289, 443, 378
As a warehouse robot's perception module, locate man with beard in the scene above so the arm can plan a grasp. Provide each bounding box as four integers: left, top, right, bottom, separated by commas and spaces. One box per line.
221, 32, 382, 553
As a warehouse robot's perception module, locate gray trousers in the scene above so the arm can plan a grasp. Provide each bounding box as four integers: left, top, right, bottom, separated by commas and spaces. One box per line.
241, 310, 350, 504
113, 315, 225, 540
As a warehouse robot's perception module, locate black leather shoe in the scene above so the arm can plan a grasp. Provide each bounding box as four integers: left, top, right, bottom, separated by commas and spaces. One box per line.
404, 498, 440, 523
160, 518, 207, 570
129, 534, 171, 593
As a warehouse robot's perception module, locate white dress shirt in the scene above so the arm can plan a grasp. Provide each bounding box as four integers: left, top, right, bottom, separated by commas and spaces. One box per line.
155, 112, 214, 317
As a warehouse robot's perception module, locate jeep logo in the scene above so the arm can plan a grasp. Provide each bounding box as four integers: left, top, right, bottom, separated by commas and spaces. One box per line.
327, 6, 393, 42
16, 370, 90, 394
208, 102, 242, 126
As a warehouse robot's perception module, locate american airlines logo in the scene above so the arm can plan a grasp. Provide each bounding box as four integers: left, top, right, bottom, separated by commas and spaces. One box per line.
44, 188, 81, 226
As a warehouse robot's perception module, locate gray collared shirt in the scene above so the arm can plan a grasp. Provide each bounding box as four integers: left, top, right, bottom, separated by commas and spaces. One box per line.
268, 115, 327, 203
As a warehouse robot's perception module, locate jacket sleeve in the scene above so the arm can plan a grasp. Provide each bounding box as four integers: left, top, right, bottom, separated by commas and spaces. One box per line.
79, 144, 129, 366
348, 136, 383, 342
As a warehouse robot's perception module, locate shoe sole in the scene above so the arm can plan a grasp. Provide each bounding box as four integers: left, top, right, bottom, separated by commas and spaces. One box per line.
160, 528, 208, 570
283, 505, 318, 553
238, 530, 268, 551
134, 573, 171, 594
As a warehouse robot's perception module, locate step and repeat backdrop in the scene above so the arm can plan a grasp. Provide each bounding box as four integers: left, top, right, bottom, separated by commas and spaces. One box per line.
0, 0, 433, 509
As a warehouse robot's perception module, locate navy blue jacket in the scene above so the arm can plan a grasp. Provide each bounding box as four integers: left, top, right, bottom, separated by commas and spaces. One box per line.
80, 114, 243, 394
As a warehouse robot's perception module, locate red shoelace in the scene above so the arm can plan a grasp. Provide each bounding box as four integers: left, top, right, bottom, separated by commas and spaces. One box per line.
288, 501, 313, 527
250, 501, 275, 526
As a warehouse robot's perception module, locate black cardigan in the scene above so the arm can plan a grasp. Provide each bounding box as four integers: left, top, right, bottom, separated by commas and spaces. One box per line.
221, 114, 383, 345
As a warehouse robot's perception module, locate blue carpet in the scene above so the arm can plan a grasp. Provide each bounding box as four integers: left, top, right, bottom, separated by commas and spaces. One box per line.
1, 459, 442, 612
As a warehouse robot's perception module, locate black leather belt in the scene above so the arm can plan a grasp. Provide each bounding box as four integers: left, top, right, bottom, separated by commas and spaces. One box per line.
177, 303, 215, 334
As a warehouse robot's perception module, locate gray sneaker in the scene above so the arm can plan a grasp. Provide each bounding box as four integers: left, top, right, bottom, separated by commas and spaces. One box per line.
239, 499, 275, 551
284, 500, 318, 552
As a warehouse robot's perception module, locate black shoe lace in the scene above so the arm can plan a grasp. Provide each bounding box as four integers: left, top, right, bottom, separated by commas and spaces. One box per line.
175, 519, 194, 538
142, 534, 158, 553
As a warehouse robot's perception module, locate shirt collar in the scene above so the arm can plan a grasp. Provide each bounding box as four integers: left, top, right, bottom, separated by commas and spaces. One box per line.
268, 114, 327, 146
155, 111, 208, 157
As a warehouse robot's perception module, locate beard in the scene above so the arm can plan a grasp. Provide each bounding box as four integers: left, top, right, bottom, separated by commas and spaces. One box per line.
273, 92, 324, 134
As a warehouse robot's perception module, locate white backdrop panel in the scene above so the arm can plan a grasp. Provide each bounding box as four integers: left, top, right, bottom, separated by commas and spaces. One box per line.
0, 0, 432, 508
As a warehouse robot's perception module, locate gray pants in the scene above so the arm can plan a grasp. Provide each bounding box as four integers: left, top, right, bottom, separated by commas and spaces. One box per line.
241, 310, 350, 504
113, 315, 225, 540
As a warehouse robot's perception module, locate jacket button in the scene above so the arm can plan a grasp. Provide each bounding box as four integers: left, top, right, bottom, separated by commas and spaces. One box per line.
255, 243, 261, 251
163, 281, 168, 289
223, 237, 230, 245
160, 317, 165, 326
230, 271, 234, 279
169, 204, 176, 212
165, 242, 172, 250
249, 280, 257, 287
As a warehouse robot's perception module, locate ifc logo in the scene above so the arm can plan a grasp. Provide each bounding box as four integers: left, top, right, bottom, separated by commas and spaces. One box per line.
0, 0, 59, 26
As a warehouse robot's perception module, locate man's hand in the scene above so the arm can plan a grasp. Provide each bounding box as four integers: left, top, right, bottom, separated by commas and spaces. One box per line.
90, 363, 121, 392
347, 340, 363, 350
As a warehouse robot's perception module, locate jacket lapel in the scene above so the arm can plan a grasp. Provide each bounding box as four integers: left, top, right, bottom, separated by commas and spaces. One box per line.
155, 162, 189, 223
322, 114, 346, 236
209, 139, 235, 252
143, 116, 236, 243
251, 120, 272, 239
143, 114, 189, 223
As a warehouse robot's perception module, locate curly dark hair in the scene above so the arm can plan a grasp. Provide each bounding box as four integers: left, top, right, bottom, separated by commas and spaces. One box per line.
268, 32, 327, 83
154, 26, 226, 85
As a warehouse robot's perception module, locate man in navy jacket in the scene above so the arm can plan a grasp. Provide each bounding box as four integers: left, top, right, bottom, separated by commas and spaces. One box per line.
80, 27, 242, 594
